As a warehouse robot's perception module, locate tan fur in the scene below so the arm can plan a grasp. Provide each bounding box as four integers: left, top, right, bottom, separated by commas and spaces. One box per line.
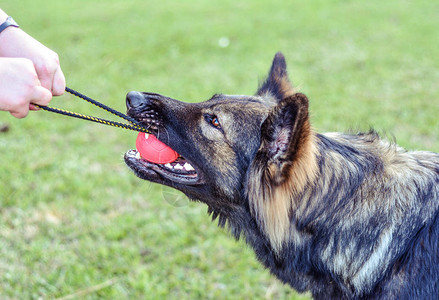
199, 116, 238, 198
277, 76, 295, 98
249, 122, 319, 253
125, 52, 439, 298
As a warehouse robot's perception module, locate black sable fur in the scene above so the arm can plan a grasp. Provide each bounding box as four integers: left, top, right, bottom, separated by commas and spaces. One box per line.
125, 52, 439, 299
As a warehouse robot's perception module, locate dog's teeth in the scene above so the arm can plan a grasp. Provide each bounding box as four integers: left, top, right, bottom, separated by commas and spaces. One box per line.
174, 163, 184, 170
165, 163, 172, 168
135, 151, 141, 159
184, 162, 194, 171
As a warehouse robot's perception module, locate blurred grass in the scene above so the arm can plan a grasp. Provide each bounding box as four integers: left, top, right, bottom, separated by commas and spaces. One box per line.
0, 0, 438, 299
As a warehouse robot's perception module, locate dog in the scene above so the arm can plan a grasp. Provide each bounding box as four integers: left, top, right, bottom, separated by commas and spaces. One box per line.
124, 52, 439, 299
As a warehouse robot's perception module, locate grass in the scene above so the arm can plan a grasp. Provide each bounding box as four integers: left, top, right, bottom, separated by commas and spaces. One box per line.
0, 0, 438, 299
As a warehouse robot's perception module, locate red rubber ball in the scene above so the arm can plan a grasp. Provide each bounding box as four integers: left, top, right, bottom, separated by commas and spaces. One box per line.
135, 132, 178, 164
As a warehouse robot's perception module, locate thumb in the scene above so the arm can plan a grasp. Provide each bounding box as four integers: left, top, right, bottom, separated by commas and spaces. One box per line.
30, 85, 53, 106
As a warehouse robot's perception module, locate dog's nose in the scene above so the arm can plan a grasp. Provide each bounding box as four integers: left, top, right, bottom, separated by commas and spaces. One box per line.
126, 91, 145, 109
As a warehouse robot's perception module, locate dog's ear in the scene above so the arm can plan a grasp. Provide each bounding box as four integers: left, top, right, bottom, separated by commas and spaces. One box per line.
256, 52, 295, 101
247, 92, 316, 252
255, 92, 310, 184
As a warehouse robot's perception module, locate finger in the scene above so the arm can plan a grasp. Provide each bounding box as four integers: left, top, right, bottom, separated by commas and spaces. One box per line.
10, 107, 29, 119
29, 104, 41, 111
51, 65, 66, 96
37, 67, 53, 92
30, 85, 53, 106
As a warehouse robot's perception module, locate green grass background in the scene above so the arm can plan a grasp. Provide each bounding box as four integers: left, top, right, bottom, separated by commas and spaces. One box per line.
1, 0, 438, 299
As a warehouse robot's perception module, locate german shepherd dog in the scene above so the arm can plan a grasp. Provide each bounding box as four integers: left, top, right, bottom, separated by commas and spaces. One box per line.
124, 52, 439, 299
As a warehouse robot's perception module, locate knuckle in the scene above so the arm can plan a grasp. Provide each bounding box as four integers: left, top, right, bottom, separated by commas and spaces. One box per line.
47, 53, 60, 70
37, 62, 52, 77
34, 56, 58, 76
18, 58, 35, 71
24, 76, 38, 91
17, 59, 39, 84
52, 52, 60, 65
15, 96, 30, 108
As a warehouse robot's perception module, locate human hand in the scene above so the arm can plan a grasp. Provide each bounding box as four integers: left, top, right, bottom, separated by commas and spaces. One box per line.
0, 25, 65, 96
0, 57, 52, 118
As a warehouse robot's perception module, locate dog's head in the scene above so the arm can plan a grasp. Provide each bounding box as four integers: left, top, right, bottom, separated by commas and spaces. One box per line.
124, 53, 315, 241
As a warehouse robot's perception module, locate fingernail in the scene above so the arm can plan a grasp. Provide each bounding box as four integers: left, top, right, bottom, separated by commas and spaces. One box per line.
29, 104, 41, 111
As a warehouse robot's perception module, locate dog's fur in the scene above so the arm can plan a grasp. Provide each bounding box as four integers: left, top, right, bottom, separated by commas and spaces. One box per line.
124, 52, 439, 299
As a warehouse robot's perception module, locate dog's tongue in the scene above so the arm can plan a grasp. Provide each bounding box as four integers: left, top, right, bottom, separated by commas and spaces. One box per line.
136, 132, 179, 164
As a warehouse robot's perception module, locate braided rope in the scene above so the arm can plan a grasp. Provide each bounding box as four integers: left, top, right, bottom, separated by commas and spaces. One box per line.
34, 104, 148, 132
34, 87, 150, 133
64, 87, 143, 126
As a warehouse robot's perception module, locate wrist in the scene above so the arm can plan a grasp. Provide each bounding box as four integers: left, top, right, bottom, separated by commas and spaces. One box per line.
0, 16, 19, 35
0, 17, 21, 54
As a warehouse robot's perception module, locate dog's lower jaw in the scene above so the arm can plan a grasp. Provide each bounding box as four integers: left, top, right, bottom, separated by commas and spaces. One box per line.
124, 150, 201, 185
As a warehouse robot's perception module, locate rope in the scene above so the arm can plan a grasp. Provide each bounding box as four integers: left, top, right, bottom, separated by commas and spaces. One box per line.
33, 87, 150, 133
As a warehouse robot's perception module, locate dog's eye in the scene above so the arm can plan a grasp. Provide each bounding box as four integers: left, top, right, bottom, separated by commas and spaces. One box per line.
211, 117, 220, 128
205, 114, 222, 129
